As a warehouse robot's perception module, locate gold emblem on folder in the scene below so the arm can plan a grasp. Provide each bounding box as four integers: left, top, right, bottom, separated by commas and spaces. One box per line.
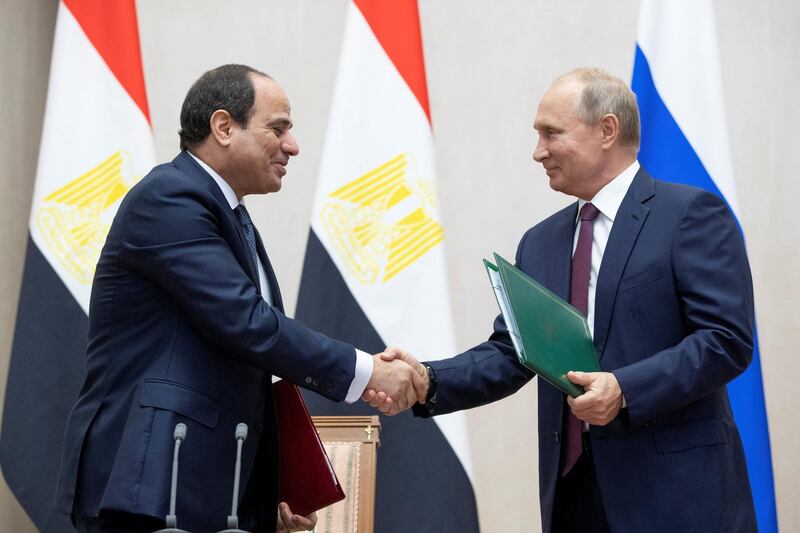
35, 151, 139, 284
321, 153, 444, 284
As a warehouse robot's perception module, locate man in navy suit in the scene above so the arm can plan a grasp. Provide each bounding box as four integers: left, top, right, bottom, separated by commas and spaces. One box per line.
56, 64, 426, 533
367, 68, 757, 532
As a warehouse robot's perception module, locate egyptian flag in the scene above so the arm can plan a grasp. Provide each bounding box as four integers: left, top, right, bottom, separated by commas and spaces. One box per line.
296, 1, 479, 531
0, 1, 154, 529
633, 1, 777, 531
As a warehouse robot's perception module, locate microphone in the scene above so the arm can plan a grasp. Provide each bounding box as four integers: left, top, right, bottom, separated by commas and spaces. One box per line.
154, 423, 191, 532
217, 423, 250, 533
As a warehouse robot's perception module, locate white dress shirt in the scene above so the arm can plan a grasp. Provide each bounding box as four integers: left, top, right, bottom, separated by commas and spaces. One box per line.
572, 161, 640, 337
189, 152, 373, 402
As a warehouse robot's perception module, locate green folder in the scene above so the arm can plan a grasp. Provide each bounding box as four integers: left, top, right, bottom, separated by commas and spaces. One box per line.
484, 253, 600, 397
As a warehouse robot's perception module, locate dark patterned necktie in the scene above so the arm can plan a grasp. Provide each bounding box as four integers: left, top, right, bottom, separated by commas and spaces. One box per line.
562, 201, 600, 476
234, 204, 259, 276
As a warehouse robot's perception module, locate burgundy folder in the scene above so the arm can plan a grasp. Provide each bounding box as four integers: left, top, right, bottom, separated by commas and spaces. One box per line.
273, 379, 345, 516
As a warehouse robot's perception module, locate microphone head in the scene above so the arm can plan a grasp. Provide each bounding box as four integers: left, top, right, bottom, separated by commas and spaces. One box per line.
235, 423, 248, 441
174, 423, 187, 440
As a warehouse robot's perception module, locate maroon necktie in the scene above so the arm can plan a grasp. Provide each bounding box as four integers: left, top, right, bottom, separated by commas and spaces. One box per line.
562, 202, 600, 476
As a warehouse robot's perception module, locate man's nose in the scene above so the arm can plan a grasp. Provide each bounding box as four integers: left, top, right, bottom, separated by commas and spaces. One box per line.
533, 138, 547, 163
282, 132, 300, 156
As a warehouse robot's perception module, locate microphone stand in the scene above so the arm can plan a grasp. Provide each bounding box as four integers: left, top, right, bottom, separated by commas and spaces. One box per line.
217, 423, 251, 533
154, 423, 191, 533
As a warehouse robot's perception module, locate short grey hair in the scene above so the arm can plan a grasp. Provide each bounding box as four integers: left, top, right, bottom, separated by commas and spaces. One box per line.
558, 67, 641, 151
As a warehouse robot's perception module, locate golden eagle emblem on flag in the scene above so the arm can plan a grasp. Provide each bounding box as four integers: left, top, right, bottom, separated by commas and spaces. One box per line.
321, 153, 444, 283
34, 151, 138, 284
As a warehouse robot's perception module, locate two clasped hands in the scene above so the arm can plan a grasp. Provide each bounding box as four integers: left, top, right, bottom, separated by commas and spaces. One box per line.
361, 347, 427, 415
363, 347, 625, 425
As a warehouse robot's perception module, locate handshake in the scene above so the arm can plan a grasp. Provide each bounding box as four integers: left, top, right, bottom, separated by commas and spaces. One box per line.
362, 348, 427, 416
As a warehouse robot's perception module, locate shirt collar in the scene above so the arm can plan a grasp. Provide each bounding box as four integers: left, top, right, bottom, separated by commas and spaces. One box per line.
577, 160, 640, 223
187, 151, 241, 210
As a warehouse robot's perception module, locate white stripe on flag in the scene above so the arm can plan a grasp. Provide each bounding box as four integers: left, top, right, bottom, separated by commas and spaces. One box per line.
30, 3, 155, 314
311, 2, 472, 478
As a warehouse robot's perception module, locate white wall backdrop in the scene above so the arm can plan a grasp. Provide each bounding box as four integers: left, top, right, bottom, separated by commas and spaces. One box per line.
1, 1, 798, 530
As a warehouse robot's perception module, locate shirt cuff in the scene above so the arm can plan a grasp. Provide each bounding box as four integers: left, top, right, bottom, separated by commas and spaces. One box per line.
344, 349, 374, 403
612, 370, 627, 409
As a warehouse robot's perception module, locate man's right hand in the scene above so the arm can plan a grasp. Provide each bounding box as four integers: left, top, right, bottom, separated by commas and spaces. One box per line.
363, 348, 428, 415
364, 348, 427, 415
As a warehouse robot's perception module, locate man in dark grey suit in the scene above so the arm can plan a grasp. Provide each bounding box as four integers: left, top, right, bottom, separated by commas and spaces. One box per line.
56, 64, 426, 533
368, 67, 757, 533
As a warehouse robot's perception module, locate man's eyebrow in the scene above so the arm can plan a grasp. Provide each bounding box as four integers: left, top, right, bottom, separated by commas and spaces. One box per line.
267, 117, 293, 128
534, 120, 559, 132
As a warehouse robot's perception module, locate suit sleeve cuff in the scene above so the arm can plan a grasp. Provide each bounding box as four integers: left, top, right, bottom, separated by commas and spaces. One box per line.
344, 349, 373, 403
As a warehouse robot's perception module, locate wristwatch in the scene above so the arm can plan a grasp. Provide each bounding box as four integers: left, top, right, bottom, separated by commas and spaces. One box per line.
422, 363, 438, 405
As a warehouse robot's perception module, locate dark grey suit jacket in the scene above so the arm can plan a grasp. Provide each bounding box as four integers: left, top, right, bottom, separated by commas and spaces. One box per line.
56, 151, 357, 532
415, 168, 757, 533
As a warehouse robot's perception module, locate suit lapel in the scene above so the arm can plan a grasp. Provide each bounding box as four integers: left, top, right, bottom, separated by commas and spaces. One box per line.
253, 226, 284, 312
593, 168, 655, 358
222, 203, 262, 289
222, 210, 284, 312
540, 204, 577, 302
173, 151, 266, 294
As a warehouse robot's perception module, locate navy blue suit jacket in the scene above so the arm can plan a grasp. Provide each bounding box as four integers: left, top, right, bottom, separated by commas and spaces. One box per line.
415, 168, 757, 532
56, 151, 357, 531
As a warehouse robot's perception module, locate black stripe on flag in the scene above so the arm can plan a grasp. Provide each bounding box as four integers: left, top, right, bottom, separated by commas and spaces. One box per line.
1, 236, 85, 532
297, 229, 480, 533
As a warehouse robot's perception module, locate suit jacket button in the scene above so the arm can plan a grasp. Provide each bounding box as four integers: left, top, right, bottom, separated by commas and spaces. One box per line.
312, 379, 319, 386
554, 431, 560, 443
305, 377, 312, 384
256, 422, 264, 431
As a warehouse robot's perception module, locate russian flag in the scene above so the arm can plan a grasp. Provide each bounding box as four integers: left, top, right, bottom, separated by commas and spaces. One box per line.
633, 1, 777, 531
296, 0, 480, 531
0, 1, 154, 529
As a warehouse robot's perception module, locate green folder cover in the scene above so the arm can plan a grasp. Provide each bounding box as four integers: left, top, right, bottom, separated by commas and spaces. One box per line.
484, 253, 600, 397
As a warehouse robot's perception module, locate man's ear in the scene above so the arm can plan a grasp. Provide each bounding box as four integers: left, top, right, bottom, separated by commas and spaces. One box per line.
599, 113, 620, 150
209, 109, 234, 147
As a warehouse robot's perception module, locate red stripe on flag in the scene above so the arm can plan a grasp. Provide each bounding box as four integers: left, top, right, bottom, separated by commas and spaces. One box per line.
353, 0, 431, 123
62, 0, 151, 124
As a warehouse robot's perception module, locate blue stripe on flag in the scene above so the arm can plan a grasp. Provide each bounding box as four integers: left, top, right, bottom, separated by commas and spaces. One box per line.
631, 47, 723, 198
632, 44, 778, 533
